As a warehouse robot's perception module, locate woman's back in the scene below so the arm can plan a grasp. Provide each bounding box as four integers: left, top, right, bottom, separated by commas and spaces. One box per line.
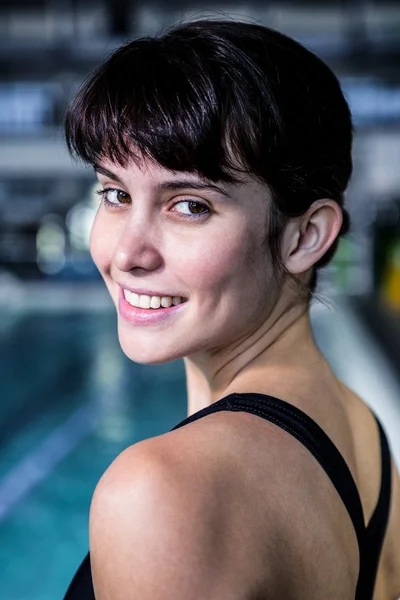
170, 368, 399, 598
218, 354, 400, 598
341, 384, 400, 598
86, 358, 399, 599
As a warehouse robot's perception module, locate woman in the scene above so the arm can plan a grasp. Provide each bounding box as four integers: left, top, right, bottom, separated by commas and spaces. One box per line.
63, 19, 400, 599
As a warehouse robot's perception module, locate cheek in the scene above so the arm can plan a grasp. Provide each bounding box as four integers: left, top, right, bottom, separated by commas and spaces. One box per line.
172, 223, 265, 294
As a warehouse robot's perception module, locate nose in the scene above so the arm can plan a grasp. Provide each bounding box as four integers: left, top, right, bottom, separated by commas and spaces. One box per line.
112, 215, 163, 273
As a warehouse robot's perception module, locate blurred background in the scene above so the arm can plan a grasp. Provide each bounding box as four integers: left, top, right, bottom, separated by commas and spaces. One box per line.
0, 1, 400, 598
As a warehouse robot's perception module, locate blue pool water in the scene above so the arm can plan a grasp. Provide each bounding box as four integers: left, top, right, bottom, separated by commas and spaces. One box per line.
0, 310, 186, 600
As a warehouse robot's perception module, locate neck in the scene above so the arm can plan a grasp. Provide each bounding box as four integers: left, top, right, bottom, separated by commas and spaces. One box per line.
184, 302, 320, 416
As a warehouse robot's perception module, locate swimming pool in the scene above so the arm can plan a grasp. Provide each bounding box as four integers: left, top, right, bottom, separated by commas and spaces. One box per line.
0, 308, 186, 600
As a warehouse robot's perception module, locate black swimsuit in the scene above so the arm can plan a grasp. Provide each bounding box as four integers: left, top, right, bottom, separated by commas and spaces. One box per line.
64, 393, 392, 600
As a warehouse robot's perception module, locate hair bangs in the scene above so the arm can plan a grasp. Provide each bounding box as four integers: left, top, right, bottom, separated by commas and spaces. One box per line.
65, 38, 255, 183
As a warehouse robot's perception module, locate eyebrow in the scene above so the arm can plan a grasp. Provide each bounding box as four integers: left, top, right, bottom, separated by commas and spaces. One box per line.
93, 165, 230, 198
94, 165, 124, 183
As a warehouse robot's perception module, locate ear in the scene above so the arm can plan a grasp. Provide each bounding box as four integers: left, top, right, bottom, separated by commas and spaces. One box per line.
282, 199, 343, 275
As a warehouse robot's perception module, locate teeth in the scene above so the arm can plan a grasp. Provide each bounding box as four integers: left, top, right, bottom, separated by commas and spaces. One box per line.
132, 292, 139, 305
150, 296, 161, 309
139, 295, 151, 309
161, 296, 172, 308
123, 289, 185, 310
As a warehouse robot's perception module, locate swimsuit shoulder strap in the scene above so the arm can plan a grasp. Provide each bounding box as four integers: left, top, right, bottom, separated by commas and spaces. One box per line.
173, 392, 393, 597
355, 416, 392, 597
172, 392, 366, 549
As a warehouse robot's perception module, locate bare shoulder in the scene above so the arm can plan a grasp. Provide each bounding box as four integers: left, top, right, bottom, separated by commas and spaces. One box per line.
89, 422, 267, 599
89, 411, 358, 599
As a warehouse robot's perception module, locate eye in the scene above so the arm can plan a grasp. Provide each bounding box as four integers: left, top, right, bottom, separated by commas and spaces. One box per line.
96, 188, 130, 206
171, 200, 210, 218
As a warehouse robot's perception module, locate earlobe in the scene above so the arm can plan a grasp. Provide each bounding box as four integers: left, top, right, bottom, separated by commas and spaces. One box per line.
284, 200, 343, 275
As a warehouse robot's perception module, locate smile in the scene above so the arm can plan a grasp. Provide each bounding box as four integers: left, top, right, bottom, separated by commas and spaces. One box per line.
123, 289, 187, 310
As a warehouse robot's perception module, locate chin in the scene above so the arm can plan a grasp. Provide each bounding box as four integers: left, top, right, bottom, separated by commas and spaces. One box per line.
118, 330, 184, 365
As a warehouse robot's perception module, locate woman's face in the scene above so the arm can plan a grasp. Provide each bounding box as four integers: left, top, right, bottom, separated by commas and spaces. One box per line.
90, 158, 281, 364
